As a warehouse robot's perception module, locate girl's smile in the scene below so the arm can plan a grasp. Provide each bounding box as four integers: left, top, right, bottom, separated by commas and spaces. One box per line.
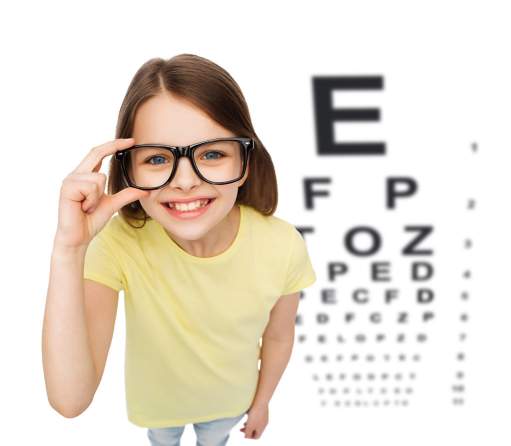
162, 197, 216, 220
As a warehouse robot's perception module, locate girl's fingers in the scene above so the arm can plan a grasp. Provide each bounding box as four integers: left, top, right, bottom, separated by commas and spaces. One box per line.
62, 177, 100, 208
71, 138, 135, 175
69, 172, 107, 193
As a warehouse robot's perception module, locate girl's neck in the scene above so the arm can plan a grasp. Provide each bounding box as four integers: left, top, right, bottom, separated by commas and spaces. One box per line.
167, 204, 240, 258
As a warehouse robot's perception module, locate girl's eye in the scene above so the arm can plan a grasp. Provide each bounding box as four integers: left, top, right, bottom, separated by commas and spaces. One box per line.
201, 151, 224, 161
146, 155, 168, 165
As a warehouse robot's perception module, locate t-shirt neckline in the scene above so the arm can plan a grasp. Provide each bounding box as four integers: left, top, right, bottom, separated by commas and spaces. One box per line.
156, 204, 246, 263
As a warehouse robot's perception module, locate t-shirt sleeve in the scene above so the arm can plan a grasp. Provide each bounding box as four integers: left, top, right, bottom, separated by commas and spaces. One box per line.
83, 227, 125, 292
281, 227, 317, 295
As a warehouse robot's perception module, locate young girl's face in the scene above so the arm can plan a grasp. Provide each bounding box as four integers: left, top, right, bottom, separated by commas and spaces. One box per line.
132, 91, 249, 245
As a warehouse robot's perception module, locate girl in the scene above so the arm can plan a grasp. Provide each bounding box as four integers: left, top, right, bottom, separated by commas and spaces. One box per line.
42, 53, 316, 445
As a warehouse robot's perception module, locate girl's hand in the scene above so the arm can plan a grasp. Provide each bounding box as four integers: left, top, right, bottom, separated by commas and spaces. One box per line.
53, 138, 150, 249
240, 402, 268, 439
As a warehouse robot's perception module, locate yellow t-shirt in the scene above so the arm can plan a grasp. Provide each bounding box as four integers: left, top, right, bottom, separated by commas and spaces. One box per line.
83, 203, 316, 428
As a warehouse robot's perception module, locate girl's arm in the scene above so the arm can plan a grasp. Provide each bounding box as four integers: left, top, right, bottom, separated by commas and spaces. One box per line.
251, 291, 300, 408
42, 138, 145, 418
41, 241, 114, 417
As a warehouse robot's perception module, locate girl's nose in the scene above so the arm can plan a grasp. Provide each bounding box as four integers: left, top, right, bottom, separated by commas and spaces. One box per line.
170, 156, 201, 187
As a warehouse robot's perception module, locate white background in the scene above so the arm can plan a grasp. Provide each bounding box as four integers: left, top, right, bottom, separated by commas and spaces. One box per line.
1, 0, 510, 445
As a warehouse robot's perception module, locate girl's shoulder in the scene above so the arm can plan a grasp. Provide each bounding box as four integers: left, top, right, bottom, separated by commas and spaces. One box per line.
244, 205, 298, 242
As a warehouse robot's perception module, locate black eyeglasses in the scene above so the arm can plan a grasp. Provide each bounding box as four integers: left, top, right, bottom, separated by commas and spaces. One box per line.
115, 136, 256, 190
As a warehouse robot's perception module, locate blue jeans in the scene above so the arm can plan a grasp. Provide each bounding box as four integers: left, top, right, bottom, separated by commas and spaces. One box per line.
147, 412, 246, 446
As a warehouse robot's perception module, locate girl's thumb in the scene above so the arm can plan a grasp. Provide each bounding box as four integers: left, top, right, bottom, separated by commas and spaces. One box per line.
110, 188, 150, 213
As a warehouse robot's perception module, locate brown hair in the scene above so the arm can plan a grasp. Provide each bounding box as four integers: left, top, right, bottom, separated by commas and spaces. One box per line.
108, 53, 278, 229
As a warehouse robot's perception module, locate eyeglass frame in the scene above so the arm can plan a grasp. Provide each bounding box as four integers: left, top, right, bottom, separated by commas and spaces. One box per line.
115, 136, 256, 190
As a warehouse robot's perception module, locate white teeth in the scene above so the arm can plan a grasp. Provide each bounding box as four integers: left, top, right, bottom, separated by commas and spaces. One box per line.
169, 199, 210, 211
